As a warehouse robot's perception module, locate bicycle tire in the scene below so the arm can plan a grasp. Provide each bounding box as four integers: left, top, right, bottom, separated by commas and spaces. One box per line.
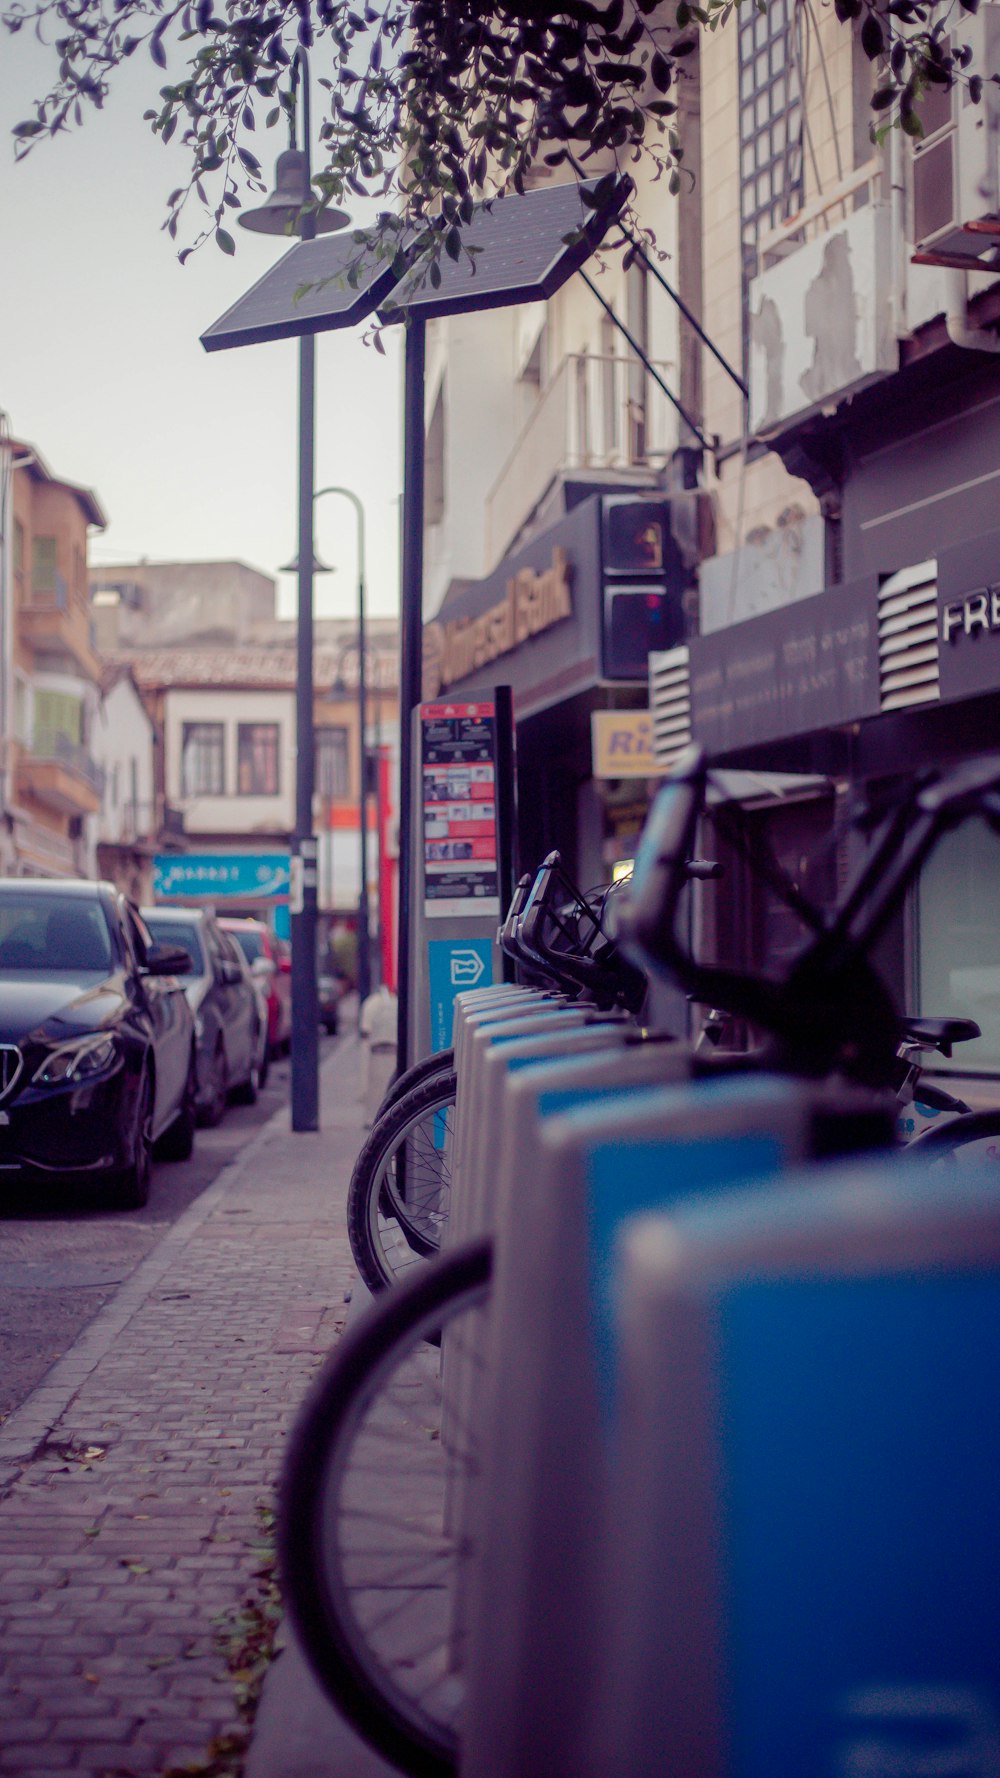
347, 1073, 458, 1293
373, 1050, 455, 1126
280, 1236, 493, 1778
908, 1105, 1000, 1157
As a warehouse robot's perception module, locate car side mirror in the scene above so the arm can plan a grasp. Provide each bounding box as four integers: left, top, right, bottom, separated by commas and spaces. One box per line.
251, 955, 274, 979
145, 943, 191, 977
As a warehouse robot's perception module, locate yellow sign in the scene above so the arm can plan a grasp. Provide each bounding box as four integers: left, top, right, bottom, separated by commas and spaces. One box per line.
422, 548, 573, 697
591, 710, 662, 779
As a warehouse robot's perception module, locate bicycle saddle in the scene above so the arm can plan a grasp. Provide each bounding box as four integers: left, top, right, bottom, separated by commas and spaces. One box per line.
900, 1016, 981, 1056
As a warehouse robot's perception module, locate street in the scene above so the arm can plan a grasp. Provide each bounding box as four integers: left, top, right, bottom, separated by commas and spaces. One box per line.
0, 1041, 326, 1426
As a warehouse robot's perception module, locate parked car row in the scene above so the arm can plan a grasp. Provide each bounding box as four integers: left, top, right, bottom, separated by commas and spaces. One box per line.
0, 882, 349, 1212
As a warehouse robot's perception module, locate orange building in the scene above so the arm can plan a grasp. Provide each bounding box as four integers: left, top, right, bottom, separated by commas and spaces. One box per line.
3, 439, 107, 876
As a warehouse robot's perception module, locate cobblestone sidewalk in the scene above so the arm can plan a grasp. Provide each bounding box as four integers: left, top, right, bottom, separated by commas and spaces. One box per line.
0, 1039, 364, 1778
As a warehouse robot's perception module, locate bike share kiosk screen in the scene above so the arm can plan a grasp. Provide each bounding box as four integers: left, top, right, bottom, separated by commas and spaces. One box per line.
408, 700, 503, 1064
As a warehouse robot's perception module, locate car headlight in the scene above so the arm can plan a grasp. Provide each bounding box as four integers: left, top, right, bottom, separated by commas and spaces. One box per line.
33, 1034, 119, 1087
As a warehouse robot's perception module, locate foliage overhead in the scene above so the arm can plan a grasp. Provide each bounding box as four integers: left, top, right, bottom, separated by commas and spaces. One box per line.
1, 0, 994, 260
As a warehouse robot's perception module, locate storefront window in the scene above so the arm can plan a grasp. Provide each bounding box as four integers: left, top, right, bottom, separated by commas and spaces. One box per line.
918, 821, 1000, 1075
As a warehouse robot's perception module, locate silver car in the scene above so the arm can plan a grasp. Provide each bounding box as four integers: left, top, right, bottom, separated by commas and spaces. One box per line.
142, 906, 265, 1126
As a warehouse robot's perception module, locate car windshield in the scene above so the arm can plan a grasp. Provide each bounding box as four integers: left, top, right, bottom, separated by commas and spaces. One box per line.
144, 919, 206, 976
229, 928, 264, 964
0, 894, 112, 973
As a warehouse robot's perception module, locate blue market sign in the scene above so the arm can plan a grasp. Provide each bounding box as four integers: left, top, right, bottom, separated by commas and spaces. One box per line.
153, 853, 291, 901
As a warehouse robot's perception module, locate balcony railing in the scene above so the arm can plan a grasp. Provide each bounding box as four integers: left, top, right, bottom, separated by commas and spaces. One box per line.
485, 351, 676, 565
32, 730, 105, 795
25, 572, 68, 611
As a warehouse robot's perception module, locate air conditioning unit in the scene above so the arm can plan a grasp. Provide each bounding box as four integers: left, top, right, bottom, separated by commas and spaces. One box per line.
912, 3, 1000, 257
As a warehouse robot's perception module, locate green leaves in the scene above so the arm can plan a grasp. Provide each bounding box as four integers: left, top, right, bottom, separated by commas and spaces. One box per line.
215, 226, 235, 253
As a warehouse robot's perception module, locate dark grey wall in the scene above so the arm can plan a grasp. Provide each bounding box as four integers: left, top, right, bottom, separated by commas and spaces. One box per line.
842, 359, 1000, 580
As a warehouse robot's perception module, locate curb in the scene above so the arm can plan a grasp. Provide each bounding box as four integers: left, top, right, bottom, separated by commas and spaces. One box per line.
0, 1037, 352, 1496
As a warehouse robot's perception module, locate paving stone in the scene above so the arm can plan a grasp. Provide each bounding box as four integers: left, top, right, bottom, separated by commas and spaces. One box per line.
0, 1041, 366, 1776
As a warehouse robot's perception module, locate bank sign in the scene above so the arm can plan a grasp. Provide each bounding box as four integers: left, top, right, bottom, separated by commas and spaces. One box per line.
153, 853, 291, 900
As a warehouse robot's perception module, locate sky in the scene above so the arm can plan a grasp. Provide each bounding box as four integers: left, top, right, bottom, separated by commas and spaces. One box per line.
0, 32, 402, 620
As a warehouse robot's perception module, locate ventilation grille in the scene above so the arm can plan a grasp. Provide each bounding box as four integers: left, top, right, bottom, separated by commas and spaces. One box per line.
878, 561, 940, 712
649, 646, 692, 770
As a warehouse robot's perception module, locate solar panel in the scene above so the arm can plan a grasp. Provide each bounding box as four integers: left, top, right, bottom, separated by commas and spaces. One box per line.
377, 177, 630, 323
201, 177, 630, 352
200, 233, 401, 353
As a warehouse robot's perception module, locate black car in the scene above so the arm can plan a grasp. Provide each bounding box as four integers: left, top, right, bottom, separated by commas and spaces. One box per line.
0, 880, 196, 1208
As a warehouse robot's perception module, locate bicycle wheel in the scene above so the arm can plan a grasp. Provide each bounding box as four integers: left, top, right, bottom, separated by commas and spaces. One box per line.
348, 1073, 458, 1293
373, 1050, 455, 1125
908, 1105, 1000, 1163
280, 1237, 493, 1778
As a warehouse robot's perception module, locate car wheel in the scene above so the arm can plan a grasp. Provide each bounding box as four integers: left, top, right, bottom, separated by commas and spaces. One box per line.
232, 1055, 260, 1106
198, 1042, 228, 1128
157, 1052, 197, 1162
114, 1067, 153, 1209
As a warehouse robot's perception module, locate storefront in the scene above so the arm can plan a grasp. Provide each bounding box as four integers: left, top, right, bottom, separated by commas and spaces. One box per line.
656, 522, 1000, 1081
422, 491, 693, 888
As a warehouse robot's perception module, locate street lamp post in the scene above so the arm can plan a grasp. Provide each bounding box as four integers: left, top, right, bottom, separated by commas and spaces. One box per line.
314, 485, 372, 1004
238, 50, 348, 1132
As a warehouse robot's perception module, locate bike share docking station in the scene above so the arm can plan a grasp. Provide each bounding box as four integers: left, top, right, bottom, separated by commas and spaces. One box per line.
405, 686, 518, 1070
278, 748, 1000, 1778
441, 761, 1000, 1778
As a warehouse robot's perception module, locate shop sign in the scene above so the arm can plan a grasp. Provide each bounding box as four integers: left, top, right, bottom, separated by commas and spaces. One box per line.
938, 532, 1000, 704
421, 702, 500, 919
422, 548, 572, 695
153, 852, 291, 899
427, 938, 495, 1052
591, 710, 663, 779
688, 577, 879, 754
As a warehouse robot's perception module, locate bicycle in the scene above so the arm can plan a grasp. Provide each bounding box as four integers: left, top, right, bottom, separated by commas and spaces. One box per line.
283, 748, 1000, 1778
345, 857, 648, 1294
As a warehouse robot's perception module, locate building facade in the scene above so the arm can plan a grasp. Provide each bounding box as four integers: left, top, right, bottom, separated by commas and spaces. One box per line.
110, 627, 399, 952
646, 0, 1000, 1082
421, 4, 1000, 1084
0, 436, 107, 877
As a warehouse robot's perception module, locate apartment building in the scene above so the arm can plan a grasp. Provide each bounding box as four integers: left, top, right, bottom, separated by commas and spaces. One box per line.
112, 624, 399, 945
419, 101, 709, 887
0, 438, 107, 877
420, 5, 1000, 1075
645, 0, 1000, 1079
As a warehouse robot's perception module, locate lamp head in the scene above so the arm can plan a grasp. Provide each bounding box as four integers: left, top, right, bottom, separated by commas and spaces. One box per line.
280, 550, 335, 575
238, 149, 350, 237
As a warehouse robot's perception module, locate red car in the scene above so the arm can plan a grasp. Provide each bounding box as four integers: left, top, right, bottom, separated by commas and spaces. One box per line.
220, 918, 291, 1058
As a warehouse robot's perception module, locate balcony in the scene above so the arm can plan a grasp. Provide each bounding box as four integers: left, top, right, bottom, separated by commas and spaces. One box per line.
18, 732, 105, 817
747, 161, 896, 436
485, 351, 676, 565
19, 577, 101, 680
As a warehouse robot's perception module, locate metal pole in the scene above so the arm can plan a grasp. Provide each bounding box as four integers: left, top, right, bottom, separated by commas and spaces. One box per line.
356, 524, 371, 1004
396, 314, 426, 1076
290, 50, 319, 1132
314, 485, 372, 1004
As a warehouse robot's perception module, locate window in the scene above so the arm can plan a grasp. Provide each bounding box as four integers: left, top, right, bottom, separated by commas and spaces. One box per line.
738, 0, 804, 263
34, 689, 82, 757
237, 723, 280, 796
315, 726, 350, 801
918, 821, 1000, 1075
144, 915, 206, 977
181, 722, 225, 797
31, 536, 59, 600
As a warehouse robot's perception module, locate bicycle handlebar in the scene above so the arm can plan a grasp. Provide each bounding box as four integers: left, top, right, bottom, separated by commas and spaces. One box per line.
621, 747, 1000, 1088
